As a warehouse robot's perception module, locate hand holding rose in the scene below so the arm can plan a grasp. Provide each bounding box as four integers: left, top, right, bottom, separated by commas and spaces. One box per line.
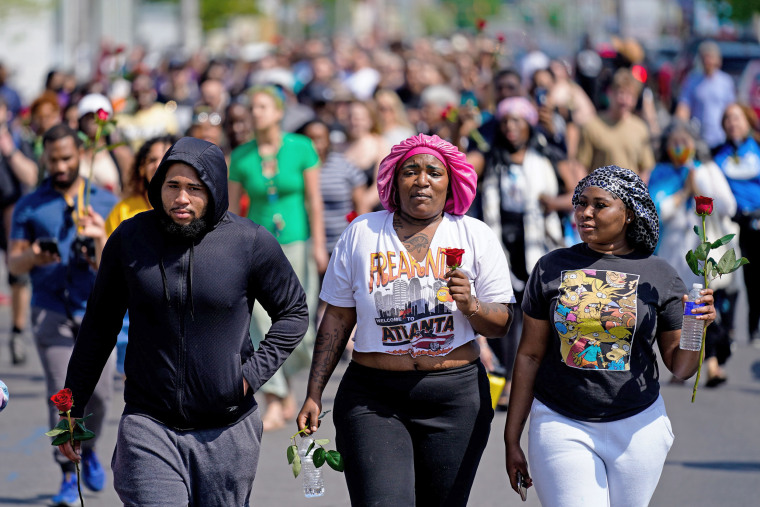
443, 248, 478, 316
76, 206, 107, 241
446, 268, 477, 316
45, 388, 96, 505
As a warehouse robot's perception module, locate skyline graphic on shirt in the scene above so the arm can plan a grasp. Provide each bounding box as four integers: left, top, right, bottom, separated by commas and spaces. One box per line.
374, 277, 453, 326
369, 248, 457, 357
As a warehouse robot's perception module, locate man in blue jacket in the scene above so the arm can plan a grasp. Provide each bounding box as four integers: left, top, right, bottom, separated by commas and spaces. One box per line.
59, 137, 310, 505
9, 123, 116, 505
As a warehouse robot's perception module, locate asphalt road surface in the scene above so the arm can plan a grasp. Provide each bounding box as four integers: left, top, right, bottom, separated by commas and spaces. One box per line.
1, 295, 759, 506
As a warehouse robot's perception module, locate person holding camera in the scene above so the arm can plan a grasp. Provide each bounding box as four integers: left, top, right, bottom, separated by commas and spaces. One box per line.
7, 123, 117, 505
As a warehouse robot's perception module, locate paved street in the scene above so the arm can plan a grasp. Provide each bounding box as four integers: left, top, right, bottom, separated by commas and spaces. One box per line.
1, 294, 759, 506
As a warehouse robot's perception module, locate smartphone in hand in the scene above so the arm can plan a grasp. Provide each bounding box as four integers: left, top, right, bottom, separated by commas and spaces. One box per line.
516, 470, 528, 501
37, 237, 60, 256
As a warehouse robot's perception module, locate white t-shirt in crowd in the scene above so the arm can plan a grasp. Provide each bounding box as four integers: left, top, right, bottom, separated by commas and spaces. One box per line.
320, 211, 516, 358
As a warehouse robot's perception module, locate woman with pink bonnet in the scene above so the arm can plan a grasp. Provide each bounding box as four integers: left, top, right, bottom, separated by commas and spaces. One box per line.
298, 133, 516, 505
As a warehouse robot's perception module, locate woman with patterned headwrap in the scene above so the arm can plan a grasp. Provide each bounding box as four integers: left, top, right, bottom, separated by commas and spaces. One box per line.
297, 134, 515, 506
504, 165, 717, 506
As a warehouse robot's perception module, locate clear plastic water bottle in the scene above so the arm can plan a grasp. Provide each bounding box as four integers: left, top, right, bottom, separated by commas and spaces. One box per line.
680, 283, 705, 351
299, 437, 325, 498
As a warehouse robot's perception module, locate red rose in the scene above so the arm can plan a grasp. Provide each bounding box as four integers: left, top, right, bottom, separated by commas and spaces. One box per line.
496, 33, 506, 44
51, 388, 73, 413
694, 196, 714, 216
346, 210, 358, 223
476, 18, 487, 32
444, 248, 465, 269
441, 104, 458, 122
96, 108, 109, 121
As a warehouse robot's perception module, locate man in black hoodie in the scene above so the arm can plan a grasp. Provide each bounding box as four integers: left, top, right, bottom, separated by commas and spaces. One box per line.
59, 137, 309, 505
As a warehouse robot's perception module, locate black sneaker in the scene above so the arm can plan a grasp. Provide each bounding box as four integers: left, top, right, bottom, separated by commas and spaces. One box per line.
10, 333, 26, 365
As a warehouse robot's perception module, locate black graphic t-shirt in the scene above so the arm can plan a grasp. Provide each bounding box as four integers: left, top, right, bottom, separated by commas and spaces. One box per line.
523, 243, 686, 422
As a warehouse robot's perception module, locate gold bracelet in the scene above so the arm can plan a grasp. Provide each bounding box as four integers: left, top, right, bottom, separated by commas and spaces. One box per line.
465, 298, 480, 319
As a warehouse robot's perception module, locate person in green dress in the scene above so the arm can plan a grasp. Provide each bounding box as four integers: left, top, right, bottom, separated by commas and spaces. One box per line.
228, 86, 327, 430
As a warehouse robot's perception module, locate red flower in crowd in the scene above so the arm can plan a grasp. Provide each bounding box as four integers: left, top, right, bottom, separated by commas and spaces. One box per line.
346, 210, 359, 223
441, 104, 453, 121
96, 108, 109, 121
441, 104, 459, 123
476, 18, 487, 32
694, 196, 714, 216
51, 388, 73, 413
496, 33, 506, 44
444, 248, 465, 269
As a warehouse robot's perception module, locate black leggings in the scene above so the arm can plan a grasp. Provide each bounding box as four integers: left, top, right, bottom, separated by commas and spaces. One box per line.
738, 218, 760, 338
704, 289, 737, 364
333, 361, 493, 507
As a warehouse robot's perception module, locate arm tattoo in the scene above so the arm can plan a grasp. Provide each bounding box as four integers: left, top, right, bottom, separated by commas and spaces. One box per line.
480, 302, 509, 316
471, 302, 512, 336
307, 313, 355, 396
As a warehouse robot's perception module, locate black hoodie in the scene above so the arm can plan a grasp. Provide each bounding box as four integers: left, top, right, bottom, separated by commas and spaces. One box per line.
65, 137, 309, 429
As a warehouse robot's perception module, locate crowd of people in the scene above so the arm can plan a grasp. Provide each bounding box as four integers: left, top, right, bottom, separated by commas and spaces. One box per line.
0, 29, 757, 505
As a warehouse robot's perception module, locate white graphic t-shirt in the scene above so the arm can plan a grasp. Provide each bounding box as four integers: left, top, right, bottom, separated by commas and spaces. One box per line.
320, 211, 515, 357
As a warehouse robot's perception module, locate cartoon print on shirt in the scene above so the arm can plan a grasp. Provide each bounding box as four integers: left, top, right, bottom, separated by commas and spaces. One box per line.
370, 247, 459, 357
604, 340, 631, 370
556, 269, 638, 370
561, 269, 595, 291
576, 278, 616, 321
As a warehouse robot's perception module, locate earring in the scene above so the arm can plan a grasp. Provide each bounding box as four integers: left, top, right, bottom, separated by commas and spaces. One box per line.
627, 218, 631, 222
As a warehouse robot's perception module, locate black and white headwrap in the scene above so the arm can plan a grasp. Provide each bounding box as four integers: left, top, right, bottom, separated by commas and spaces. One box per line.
572, 165, 659, 253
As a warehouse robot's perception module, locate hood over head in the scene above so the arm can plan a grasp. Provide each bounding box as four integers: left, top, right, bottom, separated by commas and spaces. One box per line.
148, 137, 229, 226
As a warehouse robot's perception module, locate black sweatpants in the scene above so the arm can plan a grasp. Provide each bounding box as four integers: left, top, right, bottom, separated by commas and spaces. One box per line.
333, 361, 493, 507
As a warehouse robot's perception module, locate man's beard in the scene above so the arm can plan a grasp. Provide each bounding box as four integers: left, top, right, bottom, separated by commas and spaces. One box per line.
159, 212, 210, 240
51, 170, 79, 190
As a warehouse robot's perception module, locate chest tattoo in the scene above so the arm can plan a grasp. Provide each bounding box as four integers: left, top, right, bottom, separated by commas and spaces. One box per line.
393, 215, 431, 259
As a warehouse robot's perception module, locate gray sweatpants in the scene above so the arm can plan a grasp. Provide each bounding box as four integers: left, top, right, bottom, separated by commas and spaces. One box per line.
32, 307, 115, 471
112, 409, 263, 507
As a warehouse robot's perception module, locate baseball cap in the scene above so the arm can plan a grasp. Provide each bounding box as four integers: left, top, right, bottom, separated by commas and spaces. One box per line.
77, 93, 114, 119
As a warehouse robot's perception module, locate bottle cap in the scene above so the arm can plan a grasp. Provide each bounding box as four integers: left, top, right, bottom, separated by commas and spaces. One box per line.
692, 283, 703, 289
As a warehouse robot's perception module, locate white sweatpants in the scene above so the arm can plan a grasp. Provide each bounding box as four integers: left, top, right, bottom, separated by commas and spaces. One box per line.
528, 395, 674, 507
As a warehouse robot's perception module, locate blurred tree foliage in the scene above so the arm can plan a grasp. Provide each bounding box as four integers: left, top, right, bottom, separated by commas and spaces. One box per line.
0, 0, 53, 18
441, 0, 501, 30
707, 0, 757, 22
199, 0, 260, 31
143, 0, 261, 31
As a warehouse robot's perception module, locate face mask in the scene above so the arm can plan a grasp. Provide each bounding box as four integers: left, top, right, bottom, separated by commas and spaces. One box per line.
667, 143, 693, 167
